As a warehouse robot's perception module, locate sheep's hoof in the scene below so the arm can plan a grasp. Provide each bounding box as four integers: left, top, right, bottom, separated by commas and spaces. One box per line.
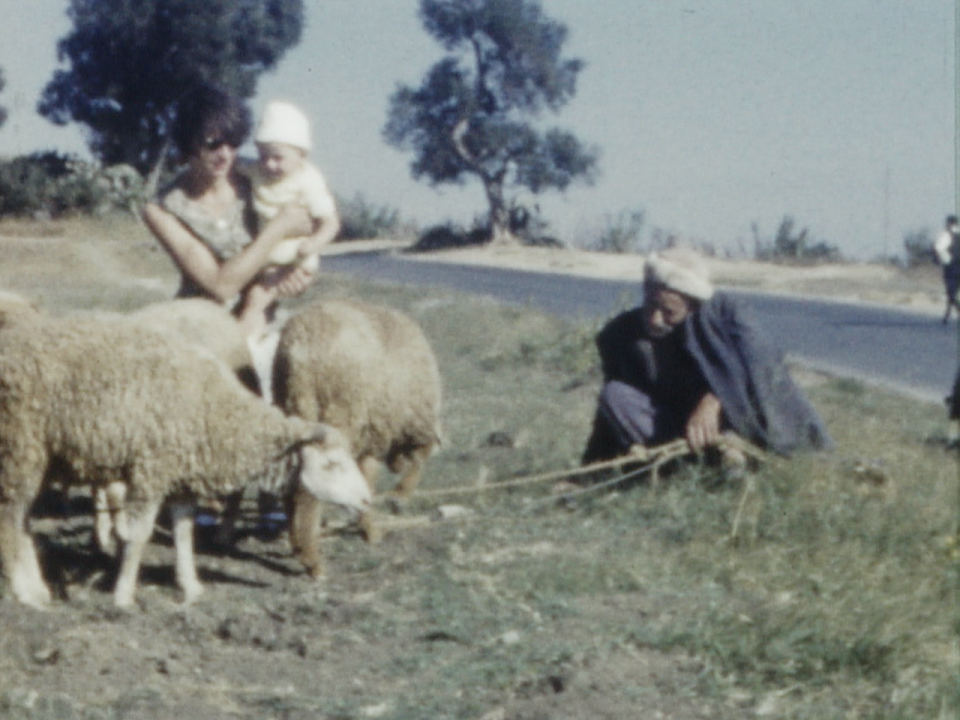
113, 594, 136, 610
16, 593, 52, 611
358, 514, 383, 545
12, 581, 52, 610
391, 487, 416, 502
180, 584, 204, 606
364, 529, 383, 545
304, 564, 326, 581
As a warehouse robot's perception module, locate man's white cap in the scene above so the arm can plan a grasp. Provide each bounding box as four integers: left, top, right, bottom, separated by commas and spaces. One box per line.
644, 246, 714, 301
255, 100, 311, 151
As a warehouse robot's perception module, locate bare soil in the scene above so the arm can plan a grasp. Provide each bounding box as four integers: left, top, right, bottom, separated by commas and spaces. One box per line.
1, 501, 736, 720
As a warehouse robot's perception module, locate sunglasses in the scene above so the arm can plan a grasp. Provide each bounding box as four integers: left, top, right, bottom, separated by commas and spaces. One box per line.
200, 136, 237, 151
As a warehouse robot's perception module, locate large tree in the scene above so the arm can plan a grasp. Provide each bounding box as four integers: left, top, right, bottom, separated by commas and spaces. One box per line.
384, 0, 598, 243
38, 0, 303, 187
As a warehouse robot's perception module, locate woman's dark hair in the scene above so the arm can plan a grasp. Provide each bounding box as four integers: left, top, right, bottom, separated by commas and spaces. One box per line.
172, 82, 252, 158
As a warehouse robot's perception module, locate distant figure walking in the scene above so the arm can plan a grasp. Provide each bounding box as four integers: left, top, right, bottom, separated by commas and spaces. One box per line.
933, 214, 960, 323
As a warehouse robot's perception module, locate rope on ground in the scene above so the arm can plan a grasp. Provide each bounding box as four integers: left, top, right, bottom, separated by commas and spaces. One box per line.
729, 476, 756, 542
405, 434, 766, 501
374, 435, 768, 533
409, 439, 685, 500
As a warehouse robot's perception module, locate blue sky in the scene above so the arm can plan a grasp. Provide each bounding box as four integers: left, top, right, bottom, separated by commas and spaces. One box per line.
0, 1, 955, 259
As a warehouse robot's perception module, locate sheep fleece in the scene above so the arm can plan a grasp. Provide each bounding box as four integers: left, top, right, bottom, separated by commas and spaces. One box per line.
272, 299, 441, 473
0, 315, 321, 505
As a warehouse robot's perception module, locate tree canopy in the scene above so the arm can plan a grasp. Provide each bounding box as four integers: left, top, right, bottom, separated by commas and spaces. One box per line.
384, 0, 598, 243
38, 0, 304, 183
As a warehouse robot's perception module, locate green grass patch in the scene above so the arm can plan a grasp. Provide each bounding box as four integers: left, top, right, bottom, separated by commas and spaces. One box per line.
308, 278, 958, 718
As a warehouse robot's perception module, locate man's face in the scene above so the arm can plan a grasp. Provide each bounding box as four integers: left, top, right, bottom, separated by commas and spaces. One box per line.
642, 285, 694, 339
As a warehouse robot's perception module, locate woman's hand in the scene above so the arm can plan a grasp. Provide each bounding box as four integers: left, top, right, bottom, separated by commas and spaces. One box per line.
685, 392, 723, 453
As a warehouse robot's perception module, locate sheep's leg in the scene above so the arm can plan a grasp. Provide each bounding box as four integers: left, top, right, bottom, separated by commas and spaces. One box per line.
107, 483, 129, 544
112, 498, 161, 609
392, 447, 432, 499
94, 482, 128, 555
357, 456, 382, 545
0, 498, 51, 609
168, 501, 203, 604
288, 485, 324, 579
357, 510, 382, 545
93, 488, 113, 554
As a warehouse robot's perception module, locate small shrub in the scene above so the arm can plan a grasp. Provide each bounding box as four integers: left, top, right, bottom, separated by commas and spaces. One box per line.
752, 215, 841, 263
591, 209, 646, 254
507, 202, 561, 247
902, 227, 935, 268
0, 152, 144, 218
336, 192, 411, 240
408, 222, 490, 252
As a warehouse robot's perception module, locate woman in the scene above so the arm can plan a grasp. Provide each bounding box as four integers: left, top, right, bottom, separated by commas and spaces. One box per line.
142, 83, 317, 339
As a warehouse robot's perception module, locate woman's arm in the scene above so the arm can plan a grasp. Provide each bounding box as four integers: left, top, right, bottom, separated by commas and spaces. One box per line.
142, 201, 313, 303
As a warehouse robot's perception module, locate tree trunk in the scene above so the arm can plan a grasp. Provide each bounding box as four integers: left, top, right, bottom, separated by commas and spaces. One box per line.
144, 137, 172, 200
484, 177, 516, 245
451, 119, 517, 246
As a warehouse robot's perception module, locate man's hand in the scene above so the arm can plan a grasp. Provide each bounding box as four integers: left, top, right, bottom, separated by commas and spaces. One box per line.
685, 392, 723, 453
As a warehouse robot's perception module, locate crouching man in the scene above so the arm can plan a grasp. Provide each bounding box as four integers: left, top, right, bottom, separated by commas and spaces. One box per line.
582, 247, 833, 469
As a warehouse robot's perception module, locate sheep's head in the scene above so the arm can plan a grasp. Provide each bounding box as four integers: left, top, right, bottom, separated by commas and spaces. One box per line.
298, 427, 371, 511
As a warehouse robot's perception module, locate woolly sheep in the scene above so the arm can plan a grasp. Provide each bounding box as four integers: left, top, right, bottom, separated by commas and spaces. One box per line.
90, 298, 260, 554
129, 298, 260, 392
271, 299, 442, 578
0, 313, 371, 609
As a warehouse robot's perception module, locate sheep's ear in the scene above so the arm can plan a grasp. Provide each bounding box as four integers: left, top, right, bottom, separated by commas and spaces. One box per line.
282, 425, 328, 457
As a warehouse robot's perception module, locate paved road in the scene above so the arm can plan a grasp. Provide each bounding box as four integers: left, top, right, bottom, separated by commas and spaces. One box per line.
325, 252, 959, 403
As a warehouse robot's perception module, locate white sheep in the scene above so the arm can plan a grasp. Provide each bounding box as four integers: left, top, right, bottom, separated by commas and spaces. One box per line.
86, 298, 261, 554
129, 297, 260, 393
270, 298, 442, 577
0, 312, 371, 609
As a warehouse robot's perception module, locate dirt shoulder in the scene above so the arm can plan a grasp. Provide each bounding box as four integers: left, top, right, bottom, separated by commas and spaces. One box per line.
332, 240, 946, 315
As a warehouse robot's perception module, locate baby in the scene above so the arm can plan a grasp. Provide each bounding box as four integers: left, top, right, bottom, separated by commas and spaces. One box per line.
247, 100, 340, 277
238, 100, 340, 343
